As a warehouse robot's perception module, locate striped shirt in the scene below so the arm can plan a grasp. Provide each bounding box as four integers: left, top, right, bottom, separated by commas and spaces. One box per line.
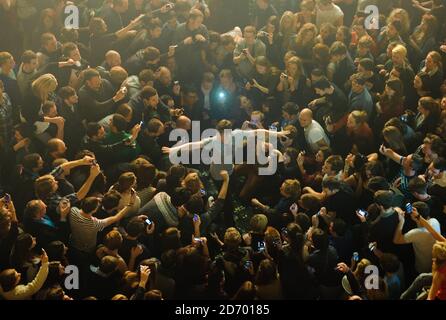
69, 207, 107, 253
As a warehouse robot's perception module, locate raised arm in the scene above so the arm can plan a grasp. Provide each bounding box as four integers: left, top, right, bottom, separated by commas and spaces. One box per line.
379, 145, 404, 164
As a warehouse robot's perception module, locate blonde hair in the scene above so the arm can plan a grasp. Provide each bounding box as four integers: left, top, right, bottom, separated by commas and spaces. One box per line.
392, 44, 407, 59
32, 74, 58, 102
224, 227, 242, 248
286, 56, 304, 78
280, 11, 297, 34
350, 110, 368, 125
387, 8, 410, 35
433, 241, 446, 268
296, 23, 317, 45
282, 179, 301, 199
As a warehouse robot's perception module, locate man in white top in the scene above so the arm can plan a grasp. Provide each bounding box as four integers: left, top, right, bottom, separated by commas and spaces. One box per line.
315, 0, 344, 28
393, 202, 441, 274
299, 108, 330, 154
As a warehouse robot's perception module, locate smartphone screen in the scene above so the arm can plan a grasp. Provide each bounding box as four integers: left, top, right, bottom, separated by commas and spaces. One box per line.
145, 219, 152, 225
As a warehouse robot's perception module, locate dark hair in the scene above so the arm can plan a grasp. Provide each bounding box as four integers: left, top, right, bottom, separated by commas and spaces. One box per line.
111, 114, 128, 132
433, 158, 446, 171
136, 163, 157, 190
255, 259, 278, 285
58, 86, 76, 100
332, 219, 347, 237
311, 228, 329, 251
81, 197, 100, 214
322, 177, 341, 192
23, 153, 42, 170
83, 68, 100, 81
184, 193, 204, 214
126, 217, 146, 237
366, 176, 390, 192
413, 201, 430, 219
171, 187, 192, 207
147, 118, 163, 134
408, 176, 427, 194
143, 47, 160, 61
374, 190, 394, 209
86, 122, 102, 138
313, 77, 331, 90
141, 86, 158, 100
379, 253, 400, 273
282, 102, 299, 116
102, 190, 122, 210
21, 50, 37, 64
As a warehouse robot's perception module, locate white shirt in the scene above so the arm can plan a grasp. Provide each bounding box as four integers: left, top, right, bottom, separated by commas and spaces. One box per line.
316, 4, 344, 28
304, 120, 330, 153
404, 218, 441, 273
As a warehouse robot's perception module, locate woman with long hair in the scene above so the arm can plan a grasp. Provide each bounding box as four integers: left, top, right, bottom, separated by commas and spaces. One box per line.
289, 23, 317, 72
415, 96, 441, 138
9, 233, 40, 283
257, 16, 283, 68
109, 172, 141, 216
374, 78, 405, 135
346, 111, 375, 156
409, 14, 438, 66
277, 56, 309, 106
428, 241, 446, 300
22, 74, 64, 143
254, 259, 283, 300
277, 223, 317, 299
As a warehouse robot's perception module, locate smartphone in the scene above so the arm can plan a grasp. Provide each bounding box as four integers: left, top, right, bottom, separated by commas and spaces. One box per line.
405, 203, 413, 214
4, 193, 11, 204
358, 209, 368, 218
145, 219, 152, 226
193, 214, 199, 222
368, 242, 376, 252
353, 252, 359, 262
244, 260, 253, 269
200, 189, 206, 196
257, 241, 266, 252
194, 237, 202, 243
174, 80, 179, 86
139, 121, 144, 126
281, 73, 288, 79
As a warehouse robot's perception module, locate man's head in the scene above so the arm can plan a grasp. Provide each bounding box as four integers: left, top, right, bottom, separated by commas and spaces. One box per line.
86, 123, 106, 141
105, 50, 121, 68
329, 41, 348, 63
176, 115, 192, 131
311, 228, 329, 250
350, 73, 366, 94
110, 114, 128, 133
81, 197, 101, 215
187, 9, 204, 30
280, 179, 301, 199
58, 86, 78, 106
41, 33, 58, 53
24, 200, 47, 220
244, 26, 257, 45
42, 101, 58, 118
322, 155, 344, 176
144, 47, 161, 66
374, 190, 394, 211
110, 66, 128, 87
298, 108, 313, 128
428, 157, 446, 180
21, 50, 38, 73
84, 69, 102, 91
22, 153, 44, 173
62, 42, 81, 61
224, 227, 242, 250
282, 102, 299, 121
146, 118, 165, 137
47, 138, 67, 159
183, 87, 199, 107
125, 217, 146, 238
102, 190, 121, 213
322, 177, 341, 196
158, 66, 172, 87
138, 69, 155, 88
0, 269, 21, 293
202, 72, 215, 91
141, 86, 159, 109
116, 103, 133, 123
408, 177, 428, 198
313, 77, 333, 96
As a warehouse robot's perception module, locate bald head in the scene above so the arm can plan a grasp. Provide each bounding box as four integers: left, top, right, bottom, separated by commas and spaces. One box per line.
176, 115, 192, 131
299, 108, 313, 128
105, 50, 121, 68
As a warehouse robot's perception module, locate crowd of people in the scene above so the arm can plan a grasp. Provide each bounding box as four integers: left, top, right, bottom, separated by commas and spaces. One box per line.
1, 0, 446, 300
